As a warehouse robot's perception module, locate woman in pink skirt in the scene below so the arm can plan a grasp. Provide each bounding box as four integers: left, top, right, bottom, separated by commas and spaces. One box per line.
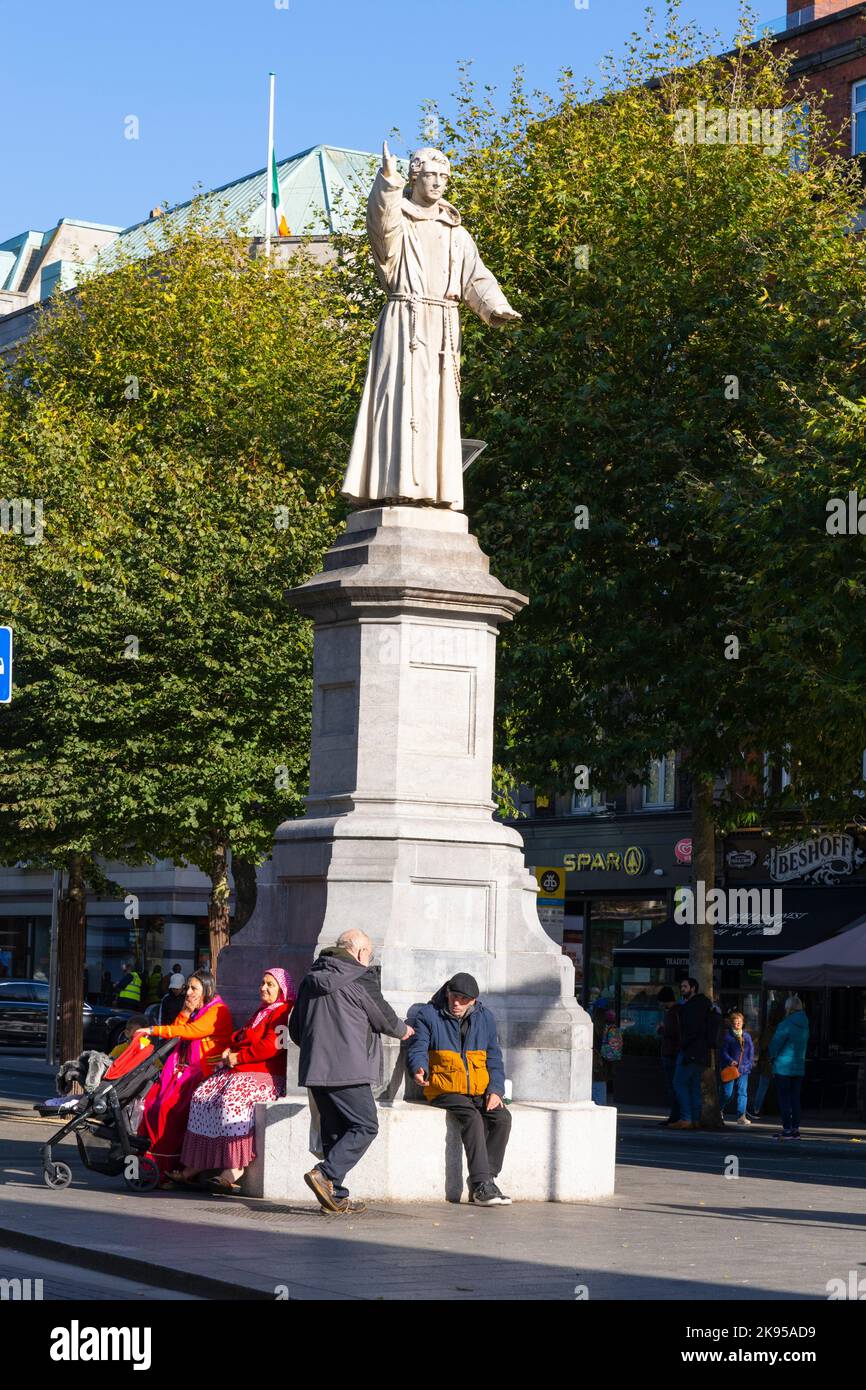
171, 967, 294, 1193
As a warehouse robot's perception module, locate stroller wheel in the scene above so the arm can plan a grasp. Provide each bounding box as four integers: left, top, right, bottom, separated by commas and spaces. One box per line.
43, 1162, 72, 1190
124, 1154, 160, 1192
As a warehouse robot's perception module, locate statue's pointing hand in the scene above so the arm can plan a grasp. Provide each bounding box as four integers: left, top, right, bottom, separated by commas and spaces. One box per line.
382, 140, 398, 180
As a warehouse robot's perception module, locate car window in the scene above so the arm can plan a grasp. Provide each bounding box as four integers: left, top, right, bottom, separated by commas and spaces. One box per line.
31, 982, 50, 1003
0, 982, 34, 1002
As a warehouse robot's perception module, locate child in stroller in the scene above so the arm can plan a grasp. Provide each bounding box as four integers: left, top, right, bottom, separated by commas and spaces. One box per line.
36, 1034, 179, 1191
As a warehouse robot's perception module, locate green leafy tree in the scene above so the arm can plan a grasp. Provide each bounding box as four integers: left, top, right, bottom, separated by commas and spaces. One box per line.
1, 209, 365, 1054
414, 6, 866, 1121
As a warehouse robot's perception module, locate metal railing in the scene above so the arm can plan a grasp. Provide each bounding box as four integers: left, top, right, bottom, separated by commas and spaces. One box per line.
759, 6, 817, 36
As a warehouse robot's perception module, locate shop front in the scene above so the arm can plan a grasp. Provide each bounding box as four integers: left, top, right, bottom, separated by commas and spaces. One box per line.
5, 911, 211, 1002
613, 887, 866, 1029
0, 915, 50, 981
520, 811, 693, 1013
0, 861, 227, 1014
610, 885, 866, 1112
81, 915, 210, 1004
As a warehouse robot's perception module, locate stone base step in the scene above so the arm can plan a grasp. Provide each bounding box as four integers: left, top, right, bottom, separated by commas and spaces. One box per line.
244, 1096, 617, 1203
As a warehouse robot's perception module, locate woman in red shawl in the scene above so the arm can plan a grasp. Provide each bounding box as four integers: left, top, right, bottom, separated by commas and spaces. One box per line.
171, 967, 295, 1193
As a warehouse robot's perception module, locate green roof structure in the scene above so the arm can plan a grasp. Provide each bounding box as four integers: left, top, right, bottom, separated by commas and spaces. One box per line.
90, 144, 378, 273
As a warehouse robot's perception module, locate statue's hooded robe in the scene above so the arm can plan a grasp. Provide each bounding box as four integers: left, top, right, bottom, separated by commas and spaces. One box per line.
342, 168, 517, 511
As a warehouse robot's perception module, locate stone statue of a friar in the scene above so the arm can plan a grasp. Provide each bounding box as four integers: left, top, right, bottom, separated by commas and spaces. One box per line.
342, 141, 521, 512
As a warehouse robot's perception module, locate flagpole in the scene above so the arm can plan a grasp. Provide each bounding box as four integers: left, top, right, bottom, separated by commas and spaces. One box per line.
265, 71, 275, 263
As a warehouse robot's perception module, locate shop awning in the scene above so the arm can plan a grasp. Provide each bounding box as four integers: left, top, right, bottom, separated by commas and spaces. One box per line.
763, 916, 866, 987
613, 889, 866, 968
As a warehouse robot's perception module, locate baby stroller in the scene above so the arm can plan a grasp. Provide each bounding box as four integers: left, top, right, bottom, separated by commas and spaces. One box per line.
36, 1034, 179, 1192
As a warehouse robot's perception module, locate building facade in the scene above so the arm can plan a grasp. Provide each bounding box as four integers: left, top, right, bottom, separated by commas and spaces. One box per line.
0, 144, 374, 364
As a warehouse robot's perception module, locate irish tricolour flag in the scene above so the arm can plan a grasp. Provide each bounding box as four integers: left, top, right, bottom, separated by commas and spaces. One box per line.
271, 149, 290, 237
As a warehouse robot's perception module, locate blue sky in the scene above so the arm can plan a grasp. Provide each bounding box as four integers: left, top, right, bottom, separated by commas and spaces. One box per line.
2, 0, 767, 239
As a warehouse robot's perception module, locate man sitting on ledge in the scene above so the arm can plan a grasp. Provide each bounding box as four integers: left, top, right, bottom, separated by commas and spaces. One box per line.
407, 973, 512, 1207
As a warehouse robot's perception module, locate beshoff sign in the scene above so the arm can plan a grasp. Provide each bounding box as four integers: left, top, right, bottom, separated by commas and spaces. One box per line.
767, 834, 864, 886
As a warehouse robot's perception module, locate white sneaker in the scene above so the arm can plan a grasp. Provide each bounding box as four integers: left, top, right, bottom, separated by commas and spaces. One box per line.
737, 1115, 752, 1126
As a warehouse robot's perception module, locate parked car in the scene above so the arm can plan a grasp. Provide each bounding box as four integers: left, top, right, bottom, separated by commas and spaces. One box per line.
0, 979, 130, 1053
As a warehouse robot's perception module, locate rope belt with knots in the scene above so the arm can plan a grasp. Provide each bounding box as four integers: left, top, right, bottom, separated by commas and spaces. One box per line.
386, 292, 461, 486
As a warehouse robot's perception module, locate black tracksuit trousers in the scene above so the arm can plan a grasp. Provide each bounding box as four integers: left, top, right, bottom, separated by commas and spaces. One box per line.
431, 1094, 512, 1186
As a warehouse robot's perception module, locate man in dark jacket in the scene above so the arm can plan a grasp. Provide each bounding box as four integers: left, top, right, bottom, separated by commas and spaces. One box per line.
153, 973, 186, 1027
670, 977, 718, 1130
656, 986, 681, 1127
407, 973, 512, 1207
288, 929, 412, 1214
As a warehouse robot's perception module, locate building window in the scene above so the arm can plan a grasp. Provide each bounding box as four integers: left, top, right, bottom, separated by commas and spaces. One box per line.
853, 81, 866, 157
788, 101, 809, 172
643, 753, 676, 808
762, 751, 791, 797
570, 787, 607, 815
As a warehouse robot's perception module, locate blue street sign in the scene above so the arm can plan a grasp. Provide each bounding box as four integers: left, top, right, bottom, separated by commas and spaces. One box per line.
0, 626, 12, 704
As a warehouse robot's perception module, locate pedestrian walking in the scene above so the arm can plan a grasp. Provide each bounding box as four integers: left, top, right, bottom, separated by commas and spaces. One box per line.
407, 973, 512, 1207
670, 977, 718, 1130
748, 1000, 785, 1119
288, 929, 413, 1215
719, 1010, 755, 1125
153, 973, 187, 1027
656, 986, 681, 1127
770, 996, 810, 1141
600, 1009, 623, 1099
144, 963, 163, 1007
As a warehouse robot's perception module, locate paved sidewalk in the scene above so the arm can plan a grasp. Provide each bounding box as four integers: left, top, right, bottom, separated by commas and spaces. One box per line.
1, 1106, 864, 1301
617, 1106, 866, 1158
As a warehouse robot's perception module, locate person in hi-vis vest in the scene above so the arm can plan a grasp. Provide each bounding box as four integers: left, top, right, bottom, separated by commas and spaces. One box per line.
115, 961, 142, 1008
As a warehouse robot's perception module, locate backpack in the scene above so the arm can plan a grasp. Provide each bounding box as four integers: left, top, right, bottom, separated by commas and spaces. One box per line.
601, 1025, 623, 1062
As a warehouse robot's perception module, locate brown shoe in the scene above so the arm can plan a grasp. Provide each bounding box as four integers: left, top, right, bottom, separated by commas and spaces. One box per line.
329, 1198, 367, 1215
304, 1166, 340, 1211
668, 1120, 698, 1130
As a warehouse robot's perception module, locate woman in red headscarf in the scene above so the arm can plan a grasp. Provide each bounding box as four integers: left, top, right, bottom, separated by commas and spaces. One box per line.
168, 967, 295, 1193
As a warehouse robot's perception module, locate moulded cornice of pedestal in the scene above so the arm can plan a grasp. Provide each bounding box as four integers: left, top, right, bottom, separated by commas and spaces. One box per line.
286, 581, 525, 626
273, 807, 528, 851
286, 510, 528, 625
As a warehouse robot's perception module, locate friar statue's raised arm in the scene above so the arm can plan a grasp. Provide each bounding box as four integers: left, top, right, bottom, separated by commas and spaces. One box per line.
341, 140, 521, 512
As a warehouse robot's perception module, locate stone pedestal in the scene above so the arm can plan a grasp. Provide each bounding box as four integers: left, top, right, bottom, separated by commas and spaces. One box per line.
243, 1096, 617, 1203
219, 506, 598, 1114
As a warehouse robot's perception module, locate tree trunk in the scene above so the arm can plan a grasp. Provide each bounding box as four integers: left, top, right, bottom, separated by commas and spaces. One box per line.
57, 854, 87, 1064
231, 855, 258, 935
690, 774, 723, 1128
208, 831, 231, 978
